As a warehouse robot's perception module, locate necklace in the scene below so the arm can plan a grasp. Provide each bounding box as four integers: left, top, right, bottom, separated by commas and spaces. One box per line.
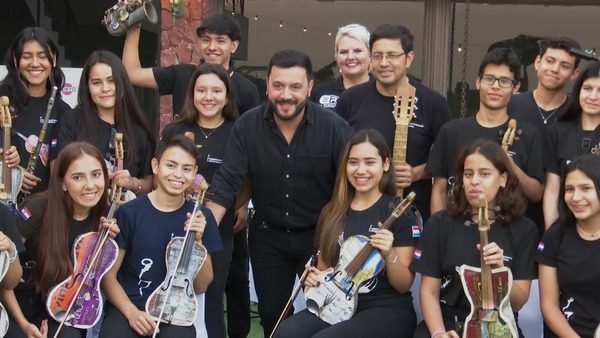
198, 119, 225, 139
537, 105, 559, 125
576, 223, 600, 237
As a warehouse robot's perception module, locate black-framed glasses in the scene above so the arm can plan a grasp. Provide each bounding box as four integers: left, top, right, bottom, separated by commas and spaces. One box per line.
479, 74, 517, 88
371, 51, 408, 62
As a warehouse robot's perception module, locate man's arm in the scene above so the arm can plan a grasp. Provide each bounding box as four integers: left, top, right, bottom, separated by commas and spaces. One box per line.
543, 172, 561, 229
508, 156, 544, 203
122, 26, 158, 88
430, 177, 448, 215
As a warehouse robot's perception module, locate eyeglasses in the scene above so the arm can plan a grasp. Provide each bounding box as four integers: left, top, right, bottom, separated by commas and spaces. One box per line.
479, 74, 517, 88
371, 52, 407, 62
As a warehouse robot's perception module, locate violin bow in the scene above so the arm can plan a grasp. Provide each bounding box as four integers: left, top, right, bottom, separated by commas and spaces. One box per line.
269, 252, 318, 338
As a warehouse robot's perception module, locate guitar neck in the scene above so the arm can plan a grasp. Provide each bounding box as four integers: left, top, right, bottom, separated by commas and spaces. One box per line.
393, 123, 408, 197
479, 215, 495, 310
2, 126, 11, 193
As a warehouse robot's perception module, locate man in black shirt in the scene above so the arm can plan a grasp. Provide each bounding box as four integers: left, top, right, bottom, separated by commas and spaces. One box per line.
122, 14, 260, 338
206, 50, 353, 337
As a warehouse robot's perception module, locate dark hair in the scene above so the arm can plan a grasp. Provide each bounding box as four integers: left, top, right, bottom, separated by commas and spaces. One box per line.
155, 133, 198, 164
478, 48, 522, 83
0, 27, 65, 122
77, 50, 156, 167
34, 142, 108, 295
177, 63, 238, 125
557, 61, 600, 122
557, 154, 600, 230
196, 14, 241, 42
539, 37, 582, 69
369, 24, 414, 54
267, 49, 313, 81
317, 129, 395, 266
447, 139, 525, 224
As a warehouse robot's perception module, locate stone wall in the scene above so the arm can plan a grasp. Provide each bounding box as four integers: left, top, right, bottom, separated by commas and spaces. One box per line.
158, 0, 208, 135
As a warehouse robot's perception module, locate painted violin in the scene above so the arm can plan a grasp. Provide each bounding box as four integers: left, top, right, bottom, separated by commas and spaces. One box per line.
46, 181, 122, 334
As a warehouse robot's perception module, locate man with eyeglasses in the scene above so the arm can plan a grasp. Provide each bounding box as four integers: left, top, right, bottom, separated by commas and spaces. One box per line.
427, 48, 544, 217
336, 24, 452, 221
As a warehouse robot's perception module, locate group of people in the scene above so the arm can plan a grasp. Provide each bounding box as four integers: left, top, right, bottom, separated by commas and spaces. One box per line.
0, 10, 597, 338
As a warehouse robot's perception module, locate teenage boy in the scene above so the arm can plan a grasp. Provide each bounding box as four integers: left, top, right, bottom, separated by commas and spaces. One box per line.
100, 134, 222, 338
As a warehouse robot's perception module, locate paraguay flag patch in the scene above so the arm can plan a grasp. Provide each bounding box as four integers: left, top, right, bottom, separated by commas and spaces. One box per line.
51, 138, 57, 147
413, 249, 422, 260
537, 242, 545, 252
20, 207, 32, 220
411, 225, 420, 238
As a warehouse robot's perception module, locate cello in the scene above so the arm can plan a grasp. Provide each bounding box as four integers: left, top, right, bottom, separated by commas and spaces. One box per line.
145, 174, 208, 335
459, 195, 517, 338
46, 180, 122, 335
304, 192, 415, 325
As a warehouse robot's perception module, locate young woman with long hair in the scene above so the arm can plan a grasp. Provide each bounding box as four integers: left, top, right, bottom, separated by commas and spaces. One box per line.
411, 139, 539, 338
3, 142, 119, 338
0, 27, 71, 194
274, 129, 419, 337
52, 51, 155, 198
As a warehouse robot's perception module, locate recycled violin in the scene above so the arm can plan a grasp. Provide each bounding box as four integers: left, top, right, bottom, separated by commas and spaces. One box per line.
145, 174, 209, 336
46, 180, 123, 335
459, 195, 517, 338
304, 192, 415, 325
0, 97, 24, 213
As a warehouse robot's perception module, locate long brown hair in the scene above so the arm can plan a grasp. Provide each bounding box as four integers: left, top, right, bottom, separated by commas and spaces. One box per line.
317, 129, 395, 266
447, 139, 525, 224
34, 142, 108, 295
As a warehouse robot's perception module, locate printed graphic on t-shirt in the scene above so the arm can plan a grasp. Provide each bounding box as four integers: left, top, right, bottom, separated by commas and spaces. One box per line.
319, 95, 339, 109
563, 297, 575, 321
138, 258, 153, 296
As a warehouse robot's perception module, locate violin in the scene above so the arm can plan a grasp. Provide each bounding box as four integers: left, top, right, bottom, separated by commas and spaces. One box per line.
0, 250, 11, 337
0, 97, 24, 212
46, 181, 122, 334
26, 86, 58, 176
145, 174, 208, 334
459, 195, 517, 338
304, 192, 415, 325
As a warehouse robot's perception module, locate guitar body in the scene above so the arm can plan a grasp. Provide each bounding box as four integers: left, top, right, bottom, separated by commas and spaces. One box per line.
0, 251, 10, 336
305, 235, 384, 325
460, 264, 517, 338
145, 238, 207, 326
0, 166, 24, 212
46, 233, 119, 328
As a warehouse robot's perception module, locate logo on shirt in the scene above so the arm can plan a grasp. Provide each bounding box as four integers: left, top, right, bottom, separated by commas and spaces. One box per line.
413, 249, 422, 260
318, 95, 338, 108
368, 224, 379, 233
206, 154, 222, 165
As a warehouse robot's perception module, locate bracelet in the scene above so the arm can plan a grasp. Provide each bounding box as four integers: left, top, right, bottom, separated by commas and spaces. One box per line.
431, 330, 445, 338
8, 242, 17, 264
132, 177, 142, 194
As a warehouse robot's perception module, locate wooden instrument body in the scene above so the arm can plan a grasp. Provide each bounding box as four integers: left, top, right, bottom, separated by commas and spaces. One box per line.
393, 83, 416, 198
46, 234, 118, 328
0, 97, 24, 212
460, 265, 516, 338
145, 238, 207, 326
0, 251, 10, 336
459, 195, 517, 338
305, 236, 383, 325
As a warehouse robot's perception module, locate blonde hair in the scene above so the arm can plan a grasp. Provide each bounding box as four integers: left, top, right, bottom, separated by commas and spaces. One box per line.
334, 24, 370, 56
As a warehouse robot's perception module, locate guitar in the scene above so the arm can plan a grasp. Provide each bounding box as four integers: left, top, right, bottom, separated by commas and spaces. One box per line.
113, 132, 136, 202
501, 119, 517, 153
145, 175, 209, 334
0, 251, 10, 336
0, 97, 24, 212
46, 180, 122, 334
304, 192, 415, 325
392, 82, 416, 198
459, 195, 517, 338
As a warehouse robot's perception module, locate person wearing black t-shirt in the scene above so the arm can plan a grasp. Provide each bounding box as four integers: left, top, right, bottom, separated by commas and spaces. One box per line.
508, 37, 581, 137
412, 140, 538, 338
537, 154, 600, 337
336, 24, 452, 222
309, 24, 371, 111
0, 27, 71, 195
428, 48, 545, 231
4, 142, 118, 338
51, 51, 155, 198
543, 61, 600, 229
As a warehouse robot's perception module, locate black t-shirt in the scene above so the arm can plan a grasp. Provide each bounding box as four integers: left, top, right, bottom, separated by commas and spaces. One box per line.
51, 107, 154, 179
152, 64, 260, 117
544, 118, 600, 176
336, 78, 452, 221
161, 121, 236, 238
410, 210, 539, 321
508, 91, 568, 139
0, 203, 24, 253
335, 194, 419, 310
536, 224, 600, 337
0, 87, 71, 193
426, 115, 545, 229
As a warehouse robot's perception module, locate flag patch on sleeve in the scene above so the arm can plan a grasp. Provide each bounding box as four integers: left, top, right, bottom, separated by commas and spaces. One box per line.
413, 249, 422, 260
411, 225, 420, 238
537, 242, 545, 252
20, 207, 32, 220
51, 138, 57, 147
